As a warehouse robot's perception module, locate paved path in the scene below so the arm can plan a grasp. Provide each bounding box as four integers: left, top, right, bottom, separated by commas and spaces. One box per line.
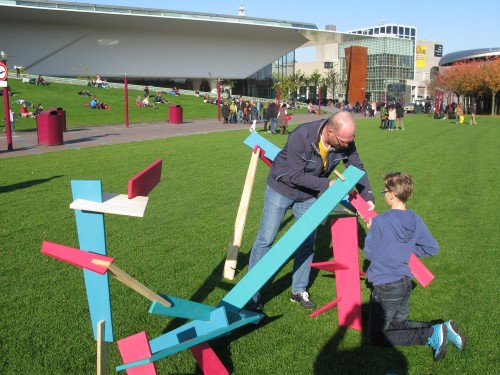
0, 110, 358, 159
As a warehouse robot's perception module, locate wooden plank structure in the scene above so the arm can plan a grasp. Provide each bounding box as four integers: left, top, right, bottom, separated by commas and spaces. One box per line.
309, 216, 363, 331
348, 191, 435, 287
223, 147, 261, 280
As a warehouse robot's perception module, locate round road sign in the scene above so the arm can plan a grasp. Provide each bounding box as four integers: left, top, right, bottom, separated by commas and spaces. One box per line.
0, 62, 7, 81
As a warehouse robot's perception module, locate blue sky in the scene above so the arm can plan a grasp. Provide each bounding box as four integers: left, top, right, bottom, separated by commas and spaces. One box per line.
58, 0, 499, 61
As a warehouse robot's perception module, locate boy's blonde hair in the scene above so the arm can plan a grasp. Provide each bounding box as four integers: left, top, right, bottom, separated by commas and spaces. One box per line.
384, 172, 414, 203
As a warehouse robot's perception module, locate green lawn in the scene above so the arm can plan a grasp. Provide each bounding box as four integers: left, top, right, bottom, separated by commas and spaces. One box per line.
1, 79, 308, 132
0, 97, 499, 374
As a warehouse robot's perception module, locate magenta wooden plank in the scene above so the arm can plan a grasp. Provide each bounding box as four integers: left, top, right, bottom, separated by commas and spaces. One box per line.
348, 191, 435, 287
128, 159, 163, 199
309, 297, 342, 318
117, 331, 157, 375
330, 216, 363, 331
41, 241, 114, 275
310, 261, 349, 272
190, 342, 229, 375
409, 254, 435, 287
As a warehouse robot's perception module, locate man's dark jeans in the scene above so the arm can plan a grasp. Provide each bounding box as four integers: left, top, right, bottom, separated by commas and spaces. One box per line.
368, 276, 434, 346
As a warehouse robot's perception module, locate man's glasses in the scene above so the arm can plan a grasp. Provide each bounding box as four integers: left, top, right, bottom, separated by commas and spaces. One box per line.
381, 190, 391, 196
333, 132, 354, 146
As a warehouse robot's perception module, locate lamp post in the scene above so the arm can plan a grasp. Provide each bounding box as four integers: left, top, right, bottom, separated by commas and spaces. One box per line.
0, 50, 13, 150
277, 82, 281, 108
217, 79, 221, 122
317, 86, 321, 116
124, 73, 129, 128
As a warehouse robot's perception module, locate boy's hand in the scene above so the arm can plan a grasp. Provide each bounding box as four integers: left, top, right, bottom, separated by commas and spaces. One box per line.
366, 217, 372, 230
366, 200, 375, 211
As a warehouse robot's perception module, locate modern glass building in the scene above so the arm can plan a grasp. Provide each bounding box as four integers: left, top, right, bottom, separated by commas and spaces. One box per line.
339, 24, 417, 103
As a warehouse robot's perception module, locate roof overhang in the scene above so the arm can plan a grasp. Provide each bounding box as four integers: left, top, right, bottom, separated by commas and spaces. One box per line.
0, 1, 368, 78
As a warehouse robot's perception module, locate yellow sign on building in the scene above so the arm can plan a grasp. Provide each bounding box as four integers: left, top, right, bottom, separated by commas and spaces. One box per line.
416, 45, 427, 68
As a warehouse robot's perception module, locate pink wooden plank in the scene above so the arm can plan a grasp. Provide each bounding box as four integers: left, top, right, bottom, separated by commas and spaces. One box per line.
348, 191, 435, 287
41, 241, 114, 275
253, 145, 273, 168
331, 216, 363, 331
310, 261, 349, 272
117, 331, 157, 375
128, 159, 163, 199
190, 342, 229, 375
309, 297, 342, 318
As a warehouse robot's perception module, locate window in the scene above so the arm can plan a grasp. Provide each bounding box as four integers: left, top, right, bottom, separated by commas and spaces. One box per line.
393, 26, 397, 34
380, 26, 385, 33
375, 28, 379, 34
399, 26, 403, 36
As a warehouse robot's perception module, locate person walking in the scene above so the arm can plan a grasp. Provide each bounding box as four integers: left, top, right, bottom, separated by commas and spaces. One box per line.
395, 103, 405, 130
267, 100, 279, 134
247, 112, 375, 311
469, 102, 478, 125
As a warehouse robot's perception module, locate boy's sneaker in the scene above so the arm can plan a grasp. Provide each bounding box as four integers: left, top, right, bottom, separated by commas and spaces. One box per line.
290, 291, 316, 309
444, 320, 466, 350
427, 324, 447, 361
247, 293, 263, 311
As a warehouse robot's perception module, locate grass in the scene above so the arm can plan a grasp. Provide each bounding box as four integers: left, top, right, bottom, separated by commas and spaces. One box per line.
0, 94, 499, 374
1, 79, 309, 132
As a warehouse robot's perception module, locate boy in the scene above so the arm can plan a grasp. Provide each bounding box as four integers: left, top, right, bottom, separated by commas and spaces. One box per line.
364, 172, 466, 361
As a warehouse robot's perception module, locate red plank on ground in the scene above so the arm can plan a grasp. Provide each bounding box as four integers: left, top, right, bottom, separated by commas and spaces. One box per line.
128, 159, 163, 199
117, 331, 157, 375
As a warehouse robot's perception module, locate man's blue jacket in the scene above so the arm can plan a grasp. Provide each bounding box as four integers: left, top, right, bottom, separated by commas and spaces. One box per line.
267, 119, 374, 203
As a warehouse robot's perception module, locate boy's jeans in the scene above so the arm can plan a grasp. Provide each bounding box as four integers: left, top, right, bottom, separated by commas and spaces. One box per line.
368, 276, 433, 346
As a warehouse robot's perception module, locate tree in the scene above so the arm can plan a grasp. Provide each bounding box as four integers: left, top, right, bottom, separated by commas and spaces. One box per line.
305, 70, 321, 103
322, 66, 340, 100
479, 57, 500, 115
286, 70, 306, 100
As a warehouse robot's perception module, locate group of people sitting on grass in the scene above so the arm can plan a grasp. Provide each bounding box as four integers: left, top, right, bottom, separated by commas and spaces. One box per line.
18, 102, 44, 118
89, 74, 109, 88
88, 95, 111, 110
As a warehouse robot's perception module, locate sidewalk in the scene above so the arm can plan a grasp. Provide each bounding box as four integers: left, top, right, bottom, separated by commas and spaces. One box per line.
0, 111, 347, 159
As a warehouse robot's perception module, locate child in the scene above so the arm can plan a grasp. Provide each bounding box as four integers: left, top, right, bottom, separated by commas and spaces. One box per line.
364, 172, 466, 361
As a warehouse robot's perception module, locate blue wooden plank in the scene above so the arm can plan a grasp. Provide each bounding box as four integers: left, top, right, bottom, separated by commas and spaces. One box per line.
116, 313, 261, 372
219, 166, 365, 310
149, 294, 217, 321
71, 180, 113, 342
148, 307, 229, 354
243, 132, 280, 161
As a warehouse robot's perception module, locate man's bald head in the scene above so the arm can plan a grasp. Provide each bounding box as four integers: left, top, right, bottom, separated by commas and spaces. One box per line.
326, 112, 356, 141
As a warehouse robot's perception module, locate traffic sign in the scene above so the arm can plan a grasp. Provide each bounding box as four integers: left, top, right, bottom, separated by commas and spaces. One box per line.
0, 62, 7, 81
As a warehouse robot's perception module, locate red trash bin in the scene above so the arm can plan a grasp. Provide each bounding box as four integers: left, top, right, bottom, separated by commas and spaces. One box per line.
49, 107, 67, 132
169, 105, 183, 124
37, 110, 64, 145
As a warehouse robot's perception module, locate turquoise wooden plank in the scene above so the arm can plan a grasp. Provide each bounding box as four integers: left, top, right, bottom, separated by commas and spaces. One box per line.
149, 294, 216, 321
219, 166, 365, 311
243, 132, 280, 161
116, 313, 261, 372
71, 180, 113, 343
148, 307, 229, 354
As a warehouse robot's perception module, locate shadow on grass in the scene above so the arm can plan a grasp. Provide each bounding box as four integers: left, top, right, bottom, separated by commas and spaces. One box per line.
0, 175, 63, 193
314, 303, 409, 375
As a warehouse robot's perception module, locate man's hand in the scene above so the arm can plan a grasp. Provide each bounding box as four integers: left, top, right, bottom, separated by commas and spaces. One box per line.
366, 200, 375, 211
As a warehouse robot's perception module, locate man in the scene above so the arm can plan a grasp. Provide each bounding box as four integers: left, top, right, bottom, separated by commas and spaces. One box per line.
267, 99, 279, 134
248, 111, 375, 311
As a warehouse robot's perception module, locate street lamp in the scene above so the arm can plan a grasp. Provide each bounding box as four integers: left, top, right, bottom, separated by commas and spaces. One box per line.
0, 50, 13, 150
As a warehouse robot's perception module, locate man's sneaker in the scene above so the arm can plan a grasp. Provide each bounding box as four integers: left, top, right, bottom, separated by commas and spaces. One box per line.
427, 324, 447, 361
247, 293, 263, 311
444, 320, 466, 350
290, 291, 316, 309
